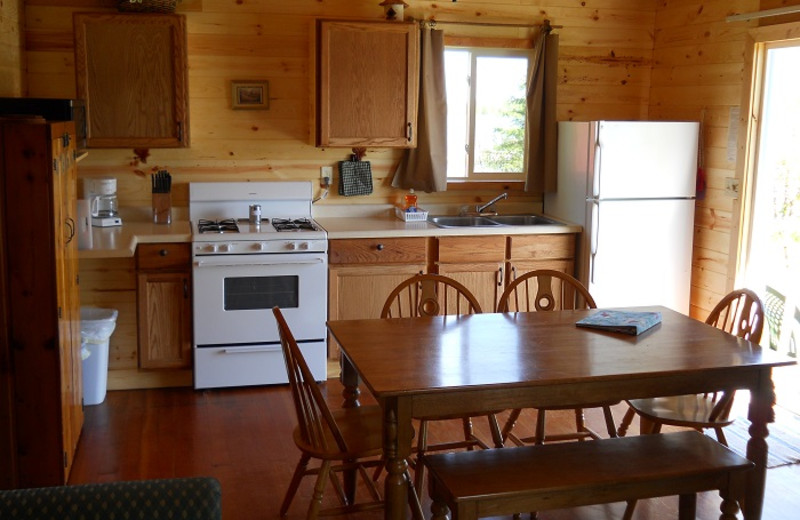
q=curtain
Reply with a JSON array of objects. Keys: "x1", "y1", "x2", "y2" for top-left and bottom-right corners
[
  {"x1": 524, "y1": 27, "x2": 559, "y2": 193},
  {"x1": 392, "y1": 27, "x2": 447, "y2": 192}
]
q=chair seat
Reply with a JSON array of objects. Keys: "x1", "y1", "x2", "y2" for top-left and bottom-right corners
[
  {"x1": 627, "y1": 394, "x2": 736, "y2": 429},
  {"x1": 293, "y1": 405, "x2": 385, "y2": 460}
]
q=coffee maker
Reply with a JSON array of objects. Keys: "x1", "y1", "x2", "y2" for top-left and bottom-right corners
[{"x1": 85, "y1": 177, "x2": 122, "y2": 227}]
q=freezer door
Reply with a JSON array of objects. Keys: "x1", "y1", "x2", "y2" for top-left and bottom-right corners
[
  {"x1": 593, "y1": 121, "x2": 699, "y2": 199},
  {"x1": 587, "y1": 198, "x2": 695, "y2": 314}
]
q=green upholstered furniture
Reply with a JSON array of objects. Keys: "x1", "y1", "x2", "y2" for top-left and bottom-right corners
[{"x1": 0, "y1": 477, "x2": 221, "y2": 519}]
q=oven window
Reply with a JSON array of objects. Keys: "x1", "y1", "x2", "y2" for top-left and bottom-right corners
[{"x1": 224, "y1": 275, "x2": 299, "y2": 310}]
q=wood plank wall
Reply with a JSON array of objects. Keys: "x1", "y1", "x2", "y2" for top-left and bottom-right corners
[
  {"x1": 650, "y1": 0, "x2": 800, "y2": 319},
  {"x1": 22, "y1": 0, "x2": 658, "y2": 211},
  {"x1": 0, "y1": 0, "x2": 23, "y2": 96}
]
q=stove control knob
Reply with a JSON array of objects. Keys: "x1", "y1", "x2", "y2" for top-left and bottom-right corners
[
  {"x1": 219, "y1": 243, "x2": 231, "y2": 253},
  {"x1": 206, "y1": 244, "x2": 218, "y2": 253},
  {"x1": 299, "y1": 242, "x2": 310, "y2": 250},
  {"x1": 252, "y1": 242, "x2": 266, "y2": 252},
  {"x1": 286, "y1": 242, "x2": 297, "y2": 250}
]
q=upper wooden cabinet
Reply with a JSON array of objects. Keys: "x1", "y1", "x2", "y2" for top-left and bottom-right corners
[
  {"x1": 73, "y1": 13, "x2": 189, "y2": 148},
  {"x1": 316, "y1": 20, "x2": 419, "y2": 148}
]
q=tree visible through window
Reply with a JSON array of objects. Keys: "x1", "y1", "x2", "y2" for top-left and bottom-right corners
[{"x1": 445, "y1": 48, "x2": 530, "y2": 180}]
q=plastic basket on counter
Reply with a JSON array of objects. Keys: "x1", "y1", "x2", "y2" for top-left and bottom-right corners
[{"x1": 395, "y1": 206, "x2": 428, "y2": 222}]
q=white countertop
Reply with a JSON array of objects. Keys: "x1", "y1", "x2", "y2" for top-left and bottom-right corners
[
  {"x1": 78, "y1": 220, "x2": 191, "y2": 259},
  {"x1": 316, "y1": 214, "x2": 582, "y2": 239}
]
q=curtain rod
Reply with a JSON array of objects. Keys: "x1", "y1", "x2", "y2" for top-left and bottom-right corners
[
  {"x1": 726, "y1": 5, "x2": 800, "y2": 22},
  {"x1": 421, "y1": 19, "x2": 561, "y2": 30}
]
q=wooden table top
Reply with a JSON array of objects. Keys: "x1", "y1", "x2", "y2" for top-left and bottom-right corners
[{"x1": 327, "y1": 306, "x2": 795, "y2": 399}]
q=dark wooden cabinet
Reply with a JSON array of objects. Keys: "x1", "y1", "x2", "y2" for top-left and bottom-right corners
[
  {"x1": 136, "y1": 243, "x2": 192, "y2": 370},
  {"x1": 316, "y1": 20, "x2": 419, "y2": 148},
  {"x1": 0, "y1": 118, "x2": 82, "y2": 488},
  {"x1": 73, "y1": 13, "x2": 189, "y2": 148}
]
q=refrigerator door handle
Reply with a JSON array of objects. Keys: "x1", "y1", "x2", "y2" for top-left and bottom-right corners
[
  {"x1": 589, "y1": 201, "x2": 599, "y2": 285},
  {"x1": 592, "y1": 140, "x2": 602, "y2": 198}
]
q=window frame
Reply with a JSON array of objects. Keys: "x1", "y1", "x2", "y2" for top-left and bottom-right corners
[{"x1": 445, "y1": 45, "x2": 533, "y2": 184}]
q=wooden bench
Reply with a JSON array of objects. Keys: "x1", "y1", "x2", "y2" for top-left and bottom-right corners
[{"x1": 422, "y1": 431, "x2": 753, "y2": 520}]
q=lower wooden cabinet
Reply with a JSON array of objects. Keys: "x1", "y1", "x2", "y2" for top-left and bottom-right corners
[
  {"x1": 329, "y1": 238, "x2": 428, "y2": 321},
  {"x1": 437, "y1": 236, "x2": 507, "y2": 313},
  {"x1": 136, "y1": 243, "x2": 192, "y2": 369},
  {"x1": 327, "y1": 234, "x2": 577, "y2": 334}
]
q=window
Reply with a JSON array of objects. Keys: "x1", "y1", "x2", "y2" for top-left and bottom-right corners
[{"x1": 445, "y1": 48, "x2": 531, "y2": 181}]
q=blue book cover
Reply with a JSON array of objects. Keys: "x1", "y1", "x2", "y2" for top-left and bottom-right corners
[{"x1": 576, "y1": 310, "x2": 662, "y2": 336}]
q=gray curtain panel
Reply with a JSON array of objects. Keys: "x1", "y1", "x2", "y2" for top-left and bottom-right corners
[
  {"x1": 392, "y1": 27, "x2": 448, "y2": 192},
  {"x1": 524, "y1": 28, "x2": 559, "y2": 194}
]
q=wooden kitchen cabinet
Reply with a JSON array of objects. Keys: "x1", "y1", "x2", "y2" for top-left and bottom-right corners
[
  {"x1": 74, "y1": 13, "x2": 189, "y2": 148},
  {"x1": 0, "y1": 119, "x2": 82, "y2": 487},
  {"x1": 328, "y1": 238, "x2": 428, "y2": 355},
  {"x1": 507, "y1": 234, "x2": 577, "y2": 282},
  {"x1": 436, "y1": 236, "x2": 507, "y2": 313},
  {"x1": 316, "y1": 20, "x2": 419, "y2": 148},
  {"x1": 136, "y1": 243, "x2": 192, "y2": 369}
]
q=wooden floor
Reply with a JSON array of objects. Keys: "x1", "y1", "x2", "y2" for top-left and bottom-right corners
[{"x1": 68, "y1": 378, "x2": 800, "y2": 520}]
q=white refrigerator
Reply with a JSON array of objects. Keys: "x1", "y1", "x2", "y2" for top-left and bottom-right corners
[{"x1": 544, "y1": 121, "x2": 700, "y2": 314}]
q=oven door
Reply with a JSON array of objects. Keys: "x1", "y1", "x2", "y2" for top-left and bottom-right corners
[{"x1": 192, "y1": 251, "x2": 327, "y2": 388}]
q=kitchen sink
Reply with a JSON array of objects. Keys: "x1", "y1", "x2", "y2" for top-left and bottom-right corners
[
  {"x1": 486, "y1": 215, "x2": 560, "y2": 226},
  {"x1": 427, "y1": 214, "x2": 562, "y2": 228},
  {"x1": 428, "y1": 216, "x2": 502, "y2": 228}
]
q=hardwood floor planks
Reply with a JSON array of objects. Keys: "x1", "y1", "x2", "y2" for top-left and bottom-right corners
[{"x1": 68, "y1": 381, "x2": 799, "y2": 520}]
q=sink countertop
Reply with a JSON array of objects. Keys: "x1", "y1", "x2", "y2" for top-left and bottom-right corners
[{"x1": 316, "y1": 215, "x2": 581, "y2": 240}]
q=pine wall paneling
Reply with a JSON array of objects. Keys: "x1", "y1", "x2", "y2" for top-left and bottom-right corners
[
  {"x1": 0, "y1": 0, "x2": 24, "y2": 96},
  {"x1": 19, "y1": 0, "x2": 663, "y2": 388}
]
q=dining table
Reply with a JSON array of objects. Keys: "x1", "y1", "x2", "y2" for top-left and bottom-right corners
[{"x1": 327, "y1": 306, "x2": 796, "y2": 520}]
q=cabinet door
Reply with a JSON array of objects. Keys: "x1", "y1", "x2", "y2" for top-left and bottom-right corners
[
  {"x1": 137, "y1": 271, "x2": 192, "y2": 369},
  {"x1": 74, "y1": 13, "x2": 189, "y2": 148},
  {"x1": 437, "y1": 236, "x2": 506, "y2": 312},
  {"x1": 317, "y1": 20, "x2": 418, "y2": 147},
  {"x1": 51, "y1": 123, "x2": 83, "y2": 481},
  {"x1": 507, "y1": 234, "x2": 577, "y2": 282}
]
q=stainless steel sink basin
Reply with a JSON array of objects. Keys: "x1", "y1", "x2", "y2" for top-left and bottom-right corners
[
  {"x1": 487, "y1": 215, "x2": 560, "y2": 226},
  {"x1": 428, "y1": 216, "x2": 502, "y2": 228},
  {"x1": 427, "y1": 214, "x2": 563, "y2": 228}
]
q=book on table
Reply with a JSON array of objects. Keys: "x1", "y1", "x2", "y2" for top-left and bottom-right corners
[{"x1": 575, "y1": 310, "x2": 662, "y2": 336}]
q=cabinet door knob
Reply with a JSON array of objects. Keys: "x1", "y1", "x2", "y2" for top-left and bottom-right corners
[
  {"x1": 376, "y1": 243, "x2": 385, "y2": 251},
  {"x1": 159, "y1": 249, "x2": 169, "y2": 256}
]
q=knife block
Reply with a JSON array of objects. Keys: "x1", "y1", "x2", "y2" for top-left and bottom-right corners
[{"x1": 152, "y1": 192, "x2": 172, "y2": 224}]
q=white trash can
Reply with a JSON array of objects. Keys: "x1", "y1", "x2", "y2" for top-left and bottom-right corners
[{"x1": 80, "y1": 307, "x2": 118, "y2": 405}]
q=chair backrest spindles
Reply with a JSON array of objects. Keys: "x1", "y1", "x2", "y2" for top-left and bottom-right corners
[
  {"x1": 497, "y1": 269, "x2": 596, "y2": 313},
  {"x1": 381, "y1": 274, "x2": 482, "y2": 319}
]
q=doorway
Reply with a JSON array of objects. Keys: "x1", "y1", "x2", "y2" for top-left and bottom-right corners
[{"x1": 741, "y1": 40, "x2": 800, "y2": 413}]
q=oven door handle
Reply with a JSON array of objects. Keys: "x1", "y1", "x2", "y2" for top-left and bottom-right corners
[
  {"x1": 222, "y1": 345, "x2": 282, "y2": 354},
  {"x1": 194, "y1": 258, "x2": 325, "y2": 268}
]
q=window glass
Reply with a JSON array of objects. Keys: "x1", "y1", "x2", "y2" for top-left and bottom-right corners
[{"x1": 445, "y1": 48, "x2": 530, "y2": 180}]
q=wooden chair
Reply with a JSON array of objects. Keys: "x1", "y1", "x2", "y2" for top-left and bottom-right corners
[
  {"x1": 616, "y1": 288, "x2": 765, "y2": 443},
  {"x1": 496, "y1": 269, "x2": 619, "y2": 446},
  {"x1": 381, "y1": 274, "x2": 505, "y2": 495},
  {"x1": 273, "y1": 307, "x2": 422, "y2": 520},
  {"x1": 616, "y1": 289, "x2": 764, "y2": 520}
]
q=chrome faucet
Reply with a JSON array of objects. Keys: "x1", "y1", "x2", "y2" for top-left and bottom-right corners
[{"x1": 475, "y1": 192, "x2": 509, "y2": 215}]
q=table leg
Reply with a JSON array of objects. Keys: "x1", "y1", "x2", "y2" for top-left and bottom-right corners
[
  {"x1": 384, "y1": 397, "x2": 414, "y2": 520},
  {"x1": 743, "y1": 369, "x2": 776, "y2": 520},
  {"x1": 339, "y1": 352, "x2": 361, "y2": 503},
  {"x1": 339, "y1": 352, "x2": 361, "y2": 408}
]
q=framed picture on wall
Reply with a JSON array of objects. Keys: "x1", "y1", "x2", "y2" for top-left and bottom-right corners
[{"x1": 231, "y1": 80, "x2": 269, "y2": 110}]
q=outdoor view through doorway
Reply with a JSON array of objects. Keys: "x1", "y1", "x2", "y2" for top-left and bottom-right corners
[{"x1": 742, "y1": 41, "x2": 800, "y2": 414}]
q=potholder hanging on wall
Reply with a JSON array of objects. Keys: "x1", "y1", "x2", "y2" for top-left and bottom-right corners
[{"x1": 338, "y1": 159, "x2": 373, "y2": 196}]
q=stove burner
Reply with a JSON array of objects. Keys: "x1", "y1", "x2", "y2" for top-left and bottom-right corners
[
  {"x1": 197, "y1": 218, "x2": 239, "y2": 234},
  {"x1": 272, "y1": 218, "x2": 318, "y2": 232}
]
